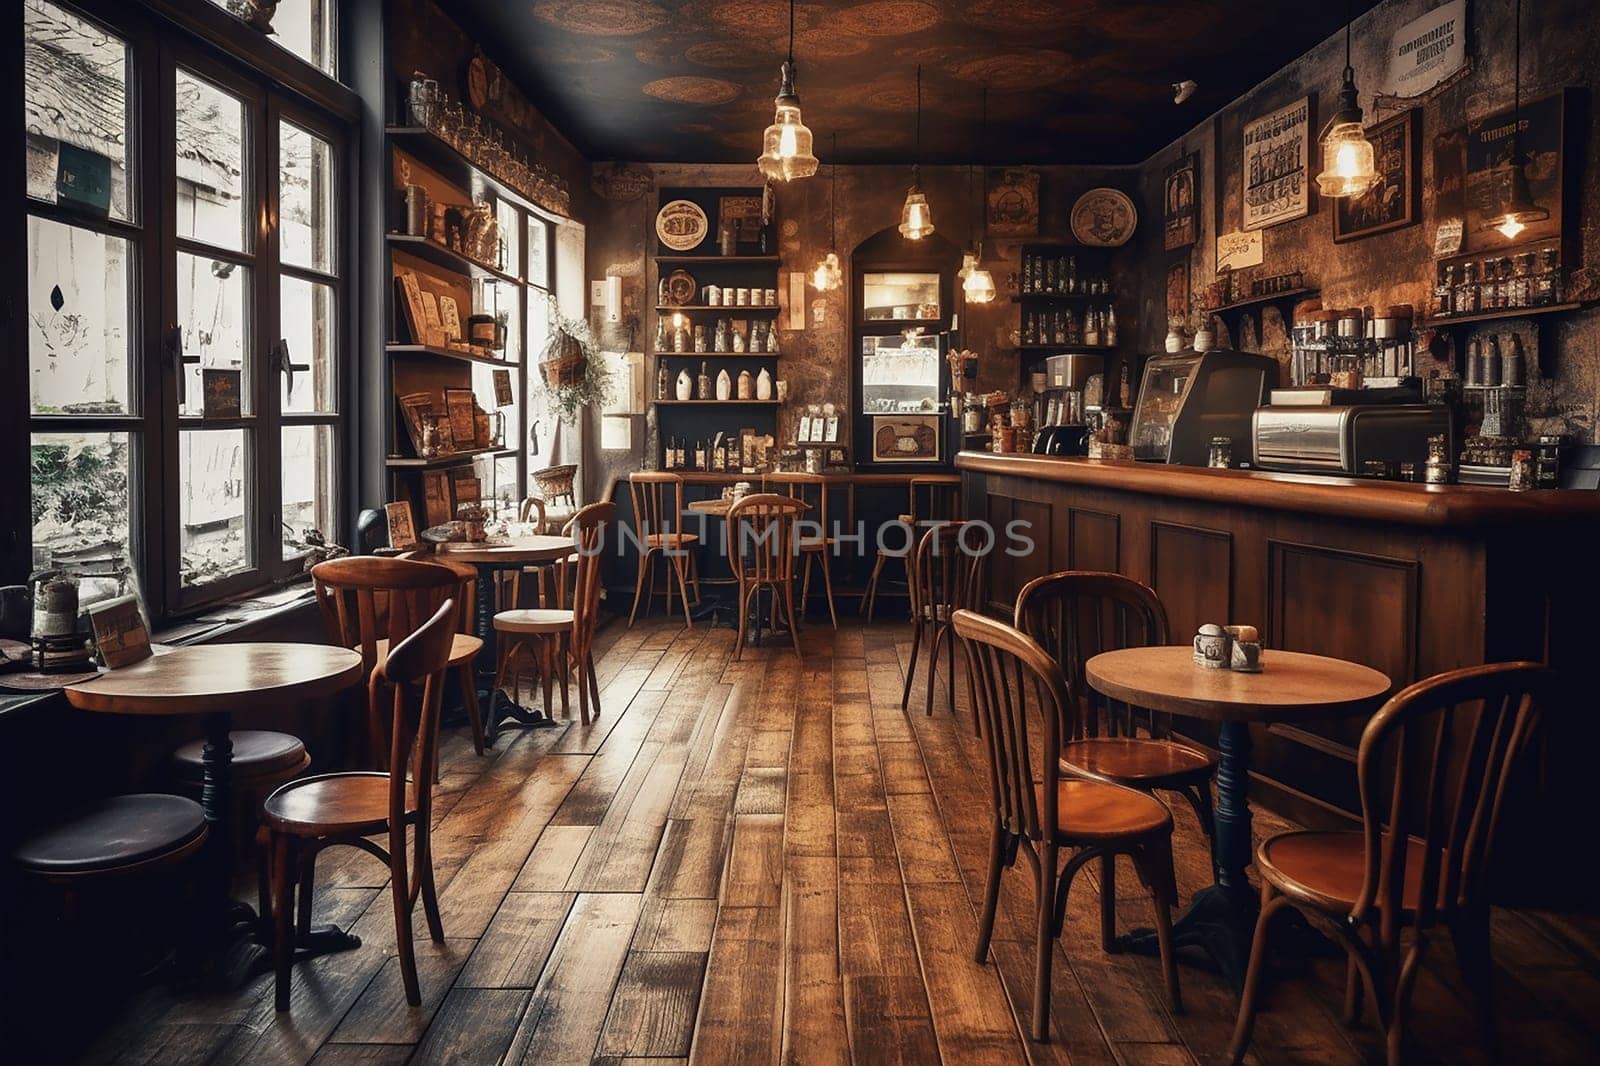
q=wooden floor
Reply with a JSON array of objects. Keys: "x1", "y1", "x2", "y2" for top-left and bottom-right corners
[{"x1": 83, "y1": 616, "x2": 1600, "y2": 1065}]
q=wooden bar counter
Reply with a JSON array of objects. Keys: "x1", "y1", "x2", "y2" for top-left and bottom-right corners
[{"x1": 958, "y1": 451, "x2": 1600, "y2": 901}]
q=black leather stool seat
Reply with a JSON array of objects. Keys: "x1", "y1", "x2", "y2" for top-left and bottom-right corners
[
  {"x1": 172, "y1": 730, "x2": 309, "y2": 783},
  {"x1": 13, "y1": 794, "x2": 207, "y2": 876}
]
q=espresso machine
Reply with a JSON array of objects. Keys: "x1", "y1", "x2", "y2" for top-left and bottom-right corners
[{"x1": 1031, "y1": 354, "x2": 1095, "y2": 456}]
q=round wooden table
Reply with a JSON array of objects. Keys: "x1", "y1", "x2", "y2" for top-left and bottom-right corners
[
  {"x1": 1084, "y1": 645, "x2": 1390, "y2": 989},
  {"x1": 65, "y1": 642, "x2": 363, "y2": 987},
  {"x1": 434, "y1": 535, "x2": 574, "y2": 737}
]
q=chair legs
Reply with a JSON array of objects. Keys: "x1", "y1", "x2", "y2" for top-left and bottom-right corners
[
  {"x1": 458, "y1": 663, "x2": 485, "y2": 755},
  {"x1": 862, "y1": 551, "x2": 906, "y2": 623},
  {"x1": 272, "y1": 834, "x2": 294, "y2": 1012},
  {"x1": 629, "y1": 547, "x2": 654, "y2": 627}
]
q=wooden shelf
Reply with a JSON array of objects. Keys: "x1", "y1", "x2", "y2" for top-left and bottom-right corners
[
  {"x1": 1207, "y1": 287, "x2": 1319, "y2": 317},
  {"x1": 655, "y1": 304, "x2": 780, "y2": 314},
  {"x1": 1421, "y1": 301, "x2": 1583, "y2": 330},
  {"x1": 653, "y1": 254, "x2": 780, "y2": 264},
  {"x1": 385, "y1": 447, "x2": 518, "y2": 469},
  {"x1": 648, "y1": 351, "x2": 779, "y2": 358},
  {"x1": 386, "y1": 343, "x2": 518, "y2": 369},
  {"x1": 1011, "y1": 292, "x2": 1117, "y2": 302},
  {"x1": 653, "y1": 399, "x2": 780, "y2": 407},
  {"x1": 1016, "y1": 343, "x2": 1117, "y2": 353},
  {"x1": 387, "y1": 233, "x2": 523, "y2": 287},
  {"x1": 386, "y1": 126, "x2": 569, "y2": 220}
]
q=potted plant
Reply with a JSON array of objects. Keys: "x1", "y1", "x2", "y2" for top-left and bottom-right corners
[{"x1": 533, "y1": 295, "x2": 613, "y2": 421}]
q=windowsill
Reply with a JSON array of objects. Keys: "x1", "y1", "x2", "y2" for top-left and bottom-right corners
[{"x1": 0, "y1": 577, "x2": 320, "y2": 721}]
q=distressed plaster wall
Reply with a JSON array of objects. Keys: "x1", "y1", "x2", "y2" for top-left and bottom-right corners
[{"x1": 1136, "y1": 0, "x2": 1600, "y2": 443}]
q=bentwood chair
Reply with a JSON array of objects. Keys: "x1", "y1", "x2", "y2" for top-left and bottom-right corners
[
  {"x1": 263, "y1": 598, "x2": 457, "y2": 1012},
  {"x1": 492, "y1": 502, "x2": 614, "y2": 726},
  {"x1": 902, "y1": 521, "x2": 989, "y2": 719},
  {"x1": 727, "y1": 492, "x2": 807, "y2": 659},
  {"x1": 396, "y1": 553, "x2": 488, "y2": 757},
  {"x1": 628, "y1": 472, "x2": 700, "y2": 627},
  {"x1": 309, "y1": 556, "x2": 459, "y2": 769},
  {"x1": 1015, "y1": 571, "x2": 1219, "y2": 948},
  {"x1": 953, "y1": 609, "x2": 1181, "y2": 1041},
  {"x1": 767, "y1": 471, "x2": 838, "y2": 628},
  {"x1": 1228, "y1": 662, "x2": 1553, "y2": 1066},
  {"x1": 862, "y1": 473, "x2": 961, "y2": 622}
]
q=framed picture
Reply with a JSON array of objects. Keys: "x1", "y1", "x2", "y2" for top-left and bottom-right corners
[
  {"x1": 1166, "y1": 260, "x2": 1190, "y2": 321},
  {"x1": 397, "y1": 391, "x2": 434, "y2": 453},
  {"x1": 396, "y1": 272, "x2": 428, "y2": 343},
  {"x1": 422, "y1": 470, "x2": 452, "y2": 526},
  {"x1": 1163, "y1": 153, "x2": 1198, "y2": 250},
  {"x1": 823, "y1": 416, "x2": 840, "y2": 443},
  {"x1": 986, "y1": 167, "x2": 1039, "y2": 237},
  {"x1": 493, "y1": 368, "x2": 514, "y2": 407},
  {"x1": 1334, "y1": 109, "x2": 1420, "y2": 243},
  {"x1": 444, "y1": 387, "x2": 477, "y2": 450},
  {"x1": 88, "y1": 594, "x2": 151, "y2": 669},
  {"x1": 202, "y1": 368, "x2": 242, "y2": 419},
  {"x1": 1242, "y1": 95, "x2": 1312, "y2": 231},
  {"x1": 718, "y1": 194, "x2": 762, "y2": 234},
  {"x1": 453, "y1": 475, "x2": 481, "y2": 510},
  {"x1": 419, "y1": 290, "x2": 447, "y2": 348},
  {"x1": 871, "y1": 415, "x2": 940, "y2": 463},
  {"x1": 474, "y1": 411, "x2": 491, "y2": 449},
  {"x1": 797, "y1": 415, "x2": 814, "y2": 443},
  {"x1": 385, "y1": 501, "x2": 418, "y2": 550},
  {"x1": 824, "y1": 446, "x2": 850, "y2": 469},
  {"x1": 1461, "y1": 88, "x2": 1574, "y2": 249},
  {"x1": 438, "y1": 294, "x2": 463, "y2": 341}
]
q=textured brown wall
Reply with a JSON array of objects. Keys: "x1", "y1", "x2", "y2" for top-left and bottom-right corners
[
  {"x1": 584, "y1": 161, "x2": 1135, "y2": 483},
  {"x1": 1135, "y1": 0, "x2": 1600, "y2": 443}
]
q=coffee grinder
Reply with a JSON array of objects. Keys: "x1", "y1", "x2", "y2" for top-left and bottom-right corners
[{"x1": 1031, "y1": 354, "x2": 1095, "y2": 456}]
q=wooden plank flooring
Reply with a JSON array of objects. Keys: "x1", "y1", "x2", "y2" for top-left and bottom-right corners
[{"x1": 83, "y1": 617, "x2": 1600, "y2": 1064}]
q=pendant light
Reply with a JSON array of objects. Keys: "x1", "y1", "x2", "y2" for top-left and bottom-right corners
[
  {"x1": 962, "y1": 89, "x2": 996, "y2": 303},
  {"x1": 898, "y1": 66, "x2": 935, "y2": 240},
  {"x1": 813, "y1": 133, "x2": 842, "y2": 290},
  {"x1": 1488, "y1": 0, "x2": 1548, "y2": 239},
  {"x1": 757, "y1": 0, "x2": 819, "y2": 182},
  {"x1": 1314, "y1": 3, "x2": 1380, "y2": 199}
]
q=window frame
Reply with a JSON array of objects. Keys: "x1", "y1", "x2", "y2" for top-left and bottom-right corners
[{"x1": 15, "y1": 0, "x2": 353, "y2": 620}]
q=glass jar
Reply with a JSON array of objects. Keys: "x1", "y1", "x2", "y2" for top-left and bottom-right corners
[
  {"x1": 1457, "y1": 261, "x2": 1481, "y2": 314},
  {"x1": 1424, "y1": 434, "x2": 1452, "y2": 484}
]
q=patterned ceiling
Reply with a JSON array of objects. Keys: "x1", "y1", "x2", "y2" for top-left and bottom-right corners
[{"x1": 444, "y1": 0, "x2": 1382, "y2": 165}]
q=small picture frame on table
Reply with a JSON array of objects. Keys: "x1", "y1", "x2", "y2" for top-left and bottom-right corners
[{"x1": 385, "y1": 501, "x2": 418, "y2": 550}]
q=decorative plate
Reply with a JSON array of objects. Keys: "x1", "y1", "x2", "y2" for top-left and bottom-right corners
[
  {"x1": 655, "y1": 199, "x2": 709, "y2": 252},
  {"x1": 664, "y1": 268, "x2": 697, "y2": 306},
  {"x1": 1070, "y1": 188, "x2": 1138, "y2": 247}
]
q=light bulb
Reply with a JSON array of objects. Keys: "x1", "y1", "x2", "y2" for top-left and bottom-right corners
[
  {"x1": 963, "y1": 267, "x2": 996, "y2": 304},
  {"x1": 779, "y1": 124, "x2": 798, "y2": 159},
  {"x1": 1333, "y1": 141, "x2": 1361, "y2": 176},
  {"x1": 1316, "y1": 119, "x2": 1379, "y2": 199},
  {"x1": 812, "y1": 251, "x2": 841, "y2": 291},
  {"x1": 899, "y1": 187, "x2": 934, "y2": 240},
  {"x1": 1497, "y1": 216, "x2": 1526, "y2": 240}
]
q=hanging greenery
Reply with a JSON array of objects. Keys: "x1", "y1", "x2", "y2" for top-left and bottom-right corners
[{"x1": 532, "y1": 293, "x2": 613, "y2": 422}]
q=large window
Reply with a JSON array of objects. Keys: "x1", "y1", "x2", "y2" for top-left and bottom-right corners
[{"x1": 22, "y1": 0, "x2": 346, "y2": 617}]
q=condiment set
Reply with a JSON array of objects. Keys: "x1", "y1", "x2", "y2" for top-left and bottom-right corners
[{"x1": 1192, "y1": 623, "x2": 1263, "y2": 672}]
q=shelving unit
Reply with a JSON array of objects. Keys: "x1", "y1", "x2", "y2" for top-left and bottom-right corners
[
  {"x1": 1423, "y1": 301, "x2": 1586, "y2": 380},
  {"x1": 385, "y1": 120, "x2": 544, "y2": 523},
  {"x1": 1013, "y1": 242, "x2": 1127, "y2": 395},
  {"x1": 650, "y1": 185, "x2": 782, "y2": 471}
]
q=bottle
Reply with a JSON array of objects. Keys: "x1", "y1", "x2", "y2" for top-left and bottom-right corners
[
  {"x1": 767, "y1": 321, "x2": 780, "y2": 354},
  {"x1": 719, "y1": 220, "x2": 736, "y2": 256},
  {"x1": 1067, "y1": 256, "x2": 1078, "y2": 294},
  {"x1": 698, "y1": 361, "x2": 711, "y2": 400},
  {"x1": 665, "y1": 437, "x2": 677, "y2": 470},
  {"x1": 758, "y1": 220, "x2": 770, "y2": 254},
  {"x1": 1105, "y1": 306, "x2": 1118, "y2": 347},
  {"x1": 656, "y1": 362, "x2": 668, "y2": 401},
  {"x1": 694, "y1": 439, "x2": 707, "y2": 469},
  {"x1": 1118, "y1": 363, "x2": 1132, "y2": 408},
  {"x1": 714, "y1": 318, "x2": 728, "y2": 353},
  {"x1": 654, "y1": 316, "x2": 667, "y2": 352},
  {"x1": 1084, "y1": 309, "x2": 1100, "y2": 347}
]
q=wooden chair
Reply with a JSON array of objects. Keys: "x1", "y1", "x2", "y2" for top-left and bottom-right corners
[
  {"x1": 395, "y1": 553, "x2": 488, "y2": 757},
  {"x1": 727, "y1": 492, "x2": 807, "y2": 659},
  {"x1": 263, "y1": 598, "x2": 458, "y2": 1012},
  {"x1": 1228, "y1": 662, "x2": 1553, "y2": 1066},
  {"x1": 954, "y1": 608, "x2": 1181, "y2": 1041},
  {"x1": 1015, "y1": 571, "x2": 1219, "y2": 949},
  {"x1": 767, "y1": 472, "x2": 838, "y2": 629},
  {"x1": 628, "y1": 472, "x2": 700, "y2": 627},
  {"x1": 862, "y1": 473, "x2": 961, "y2": 622},
  {"x1": 309, "y1": 556, "x2": 460, "y2": 768},
  {"x1": 491, "y1": 502, "x2": 615, "y2": 727},
  {"x1": 901, "y1": 521, "x2": 989, "y2": 718}
]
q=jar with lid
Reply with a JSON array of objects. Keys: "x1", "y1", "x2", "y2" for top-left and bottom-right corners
[{"x1": 1508, "y1": 449, "x2": 1535, "y2": 492}]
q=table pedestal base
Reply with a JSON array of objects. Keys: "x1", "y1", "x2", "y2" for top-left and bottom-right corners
[{"x1": 1119, "y1": 881, "x2": 1259, "y2": 990}]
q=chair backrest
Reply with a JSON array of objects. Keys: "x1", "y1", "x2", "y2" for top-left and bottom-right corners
[
  {"x1": 727, "y1": 493, "x2": 807, "y2": 587},
  {"x1": 952, "y1": 608, "x2": 1066, "y2": 843},
  {"x1": 1014, "y1": 570, "x2": 1170, "y2": 741},
  {"x1": 533, "y1": 464, "x2": 578, "y2": 509},
  {"x1": 396, "y1": 551, "x2": 477, "y2": 636},
  {"x1": 310, "y1": 556, "x2": 459, "y2": 677},
  {"x1": 372, "y1": 598, "x2": 457, "y2": 831},
  {"x1": 566, "y1": 501, "x2": 616, "y2": 656},
  {"x1": 519, "y1": 495, "x2": 547, "y2": 530},
  {"x1": 767, "y1": 472, "x2": 830, "y2": 538},
  {"x1": 1352, "y1": 662, "x2": 1551, "y2": 938},
  {"x1": 911, "y1": 521, "x2": 989, "y2": 622},
  {"x1": 629, "y1": 471, "x2": 685, "y2": 542},
  {"x1": 908, "y1": 475, "x2": 961, "y2": 524}
]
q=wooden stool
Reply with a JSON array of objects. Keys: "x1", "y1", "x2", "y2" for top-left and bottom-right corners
[
  {"x1": 14, "y1": 794, "x2": 209, "y2": 883},
  {"x1": 862, "y1": 474, "x2": 961, "y2": 622}
]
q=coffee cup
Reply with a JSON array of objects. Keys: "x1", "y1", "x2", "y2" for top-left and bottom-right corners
[{"x1": 1192, "y1": 623, "x2": 1230, "y2": 669}]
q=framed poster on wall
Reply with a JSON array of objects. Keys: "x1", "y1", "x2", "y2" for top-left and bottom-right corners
[
  {"x1": 1334, "y1": 109, "x2": 1420, "y2": 243},
  {"x1": 1242, "y1": 96, "x2": 1312, "y2": 231},
  {"x1": 1163, "y1": 154, "x2": 1198, "y2": 250}
]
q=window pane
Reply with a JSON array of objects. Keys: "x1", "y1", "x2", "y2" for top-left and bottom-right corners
[
  {"x1": 492, "y1": 457, "x2": 519, "y2": 521},
  {"x1": 281, "y1": 276, "x2": 336, "y2": 413},
  {"x1": 281, "y1": 424, "x2": 335, "y2": 558},
  {"x1": 31, "y1": 431, "x2": 132, "y2": 575},
  {"x1": 176, "y1": 69, "x2": 248, "y2": 252},
  {"x1": 528, "y1": 218, "x2": 549, "y2": 288},
  {"x1": 28, "y1": 216, "x2": 131, "y2": 415},
  {"x1": 472, "y1": 362, "x2": 516, "y2": 451},
  {"x1": 180, "y1": 428, "x2": 251, "y2": 586},
  {"x1": 205, "y1": 0, "x2": 336, "y2": 76},
  {"x1": 24, "y1": 0, "x2": 131, "y2": 221},
  {"x1": 178, "y1": 252, "x2": 251, "y2": 417},
  {"x1": 496, "y1": 200, "x2": 520, "y2": 278},
  {"x1": 280, "y1": 121, "x2": 333, "y2": 273}
]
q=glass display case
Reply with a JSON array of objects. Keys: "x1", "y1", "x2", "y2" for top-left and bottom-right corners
[{"x1": 861, "y1": 271, "x2": 941, "y2": 322}]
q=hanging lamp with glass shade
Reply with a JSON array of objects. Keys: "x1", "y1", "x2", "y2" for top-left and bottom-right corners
[
  {"x1": 962, "y1": 90, "x2": 996, "y2": 303},
  {"x1": 898, "y1": 66, "x2": 935, "y2": 240},
  {"x1": 1315, "y1": 6, "x2": 1380, "y2": 199},
  {"x1": 813, "y1": 134, "x2": 843, "y2": 290},
  {"x1": 757, "y1": 0, "x2": 819, "y2": 182},
  {"x1": 1487, "y1": 0, "x2": 1549, "y2": 239}
]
